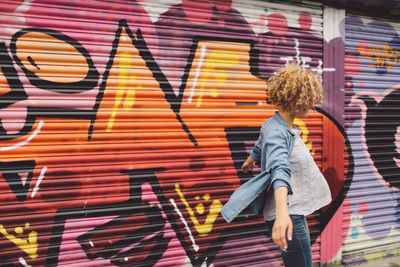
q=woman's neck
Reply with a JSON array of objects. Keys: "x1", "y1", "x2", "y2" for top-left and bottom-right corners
[{"x1": 278, "y1": 109, "x2": 295, "y2": 129}]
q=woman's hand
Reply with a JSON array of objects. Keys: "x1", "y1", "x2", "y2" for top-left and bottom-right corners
[
  {"x1": 272, "y1": 211, "x2": 293, "y2": 250},
  {"x1": 241, "y1": 157, "x2": 255, "y2": 173},
  {"x1": 273, "y1": 186, "x2": 292, "y2": 250}
]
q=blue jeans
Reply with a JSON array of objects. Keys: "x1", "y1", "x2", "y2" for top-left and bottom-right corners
[{"x1": 266, "y1": 215, "x2": 312, "y2": 267}]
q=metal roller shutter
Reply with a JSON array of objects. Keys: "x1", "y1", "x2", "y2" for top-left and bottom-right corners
[
  {"x1": 344, "y1": 14, "x2": 400, "y2": 265},
  {"x1": 0, "y1": 1, "x2": 334, "y2": 266}
]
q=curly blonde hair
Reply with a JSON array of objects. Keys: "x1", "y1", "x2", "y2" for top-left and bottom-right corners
[{"x1": 266, "y1": 63, "x2": 324, "y2": 111}]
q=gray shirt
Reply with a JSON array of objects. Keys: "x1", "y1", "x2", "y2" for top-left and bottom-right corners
[{"x1": 263, "y1": 129, "x2": 332, "y2": 221}]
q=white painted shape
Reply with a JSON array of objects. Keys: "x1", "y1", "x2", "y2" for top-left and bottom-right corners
[
  {"x1": 89, "y1": 240, "x2": 94, "y2": 247},
  {"x1": 31, "y1": 166, "x2": 47, "y2": 198},
  {"x1": 15, "y1": 0, "x2": 34, "y2": 12},
  {"x1": 231, "y1": 1, "x2": 268, "y2": 35},
  {"x1": 294, "y1": 39, "x2": 301, "y2": 65},
  {"x1": 169, "y1": 198, "x2": 200, "y2": 252},
  {"x1": 323, "y1": 6, "x2": 345, "y2": 43},
  {"x1": 141, "y1": 0, "x2": 182, "y2": 23},
  {"x1": 280, "y1": 56, "x2": 294, "y2": 65},
  {"x1": 19, "y1": 257, "x2": 32, "y2": 267},
  {"x1": 188, "y1": 45, "x2": 207, "y2": 104},
  {"x1": 0, "y1": 120, "x2": 44, "y2": 151}
]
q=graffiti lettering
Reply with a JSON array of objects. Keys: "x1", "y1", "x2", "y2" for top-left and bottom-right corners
[
  {"x1": 359, "y1": 44, "x2": 400, "y2": 70},
  {"x1": 10, "y1": 28, "x2": 99, "y2": 93}
]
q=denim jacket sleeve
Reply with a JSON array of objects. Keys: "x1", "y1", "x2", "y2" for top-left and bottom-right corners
[
  {"x1": 249, "y1": 132, "x2": 262, "y2": 162},
  {"x1": 264, "y1": 128, "x2": 293, "y2": 195}
]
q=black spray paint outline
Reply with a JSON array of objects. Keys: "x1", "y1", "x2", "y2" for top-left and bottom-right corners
[
  {"x1": 46, "y1": 168, "x2": 172, "y2": 267},
  {"x1": 0, "y1": 42, "x2": 27, "y2": 109},
  {"x1": 177, "y1": 35, "x2": 266, "y2": 113},
  {"x1": 315, "y1": 107, "x2": 354, "y2": 232},
  {"x1": 10, "y1": 28, "x2": 99, "y2": 94},
  {"x1": 87, "y1": 20, "x2": 197, "y2": 145}
]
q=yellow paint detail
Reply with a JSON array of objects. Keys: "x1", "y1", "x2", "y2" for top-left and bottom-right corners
[
  {"x1": 106, "y1": 51, "x2": 138, "y2": 132},
  {"x1": 196, "y1": 50, "x2": 239, "y2": 108},
  {"x1": 364, "y1": 252, "x2": 386, "y2": 262},
  {"x1": 358, "y1": 44, "x2": 400, "y2": 70},
  {"x1": 0, "y1": 223, "x2": 38, "y2": 259},
  {"x1": 203, "y1": 193, "x2": 210, "y2": 201},
  {"x1": 392, "y1": 249, "x2": 400, "y2": 256},
  {"x1": 294, "y1": 118, "x2": 315, "y2": 156},
  {"x1": 195, "y1": 203, "x2": 205, "y2": 215},
  {"x1": 175, "y1": 184, "x2": 222, "y2": 237},
  {"x1": 123, "y1": 84, "x2": 139, "y2": 110},
  {"x1": 15, "y1": 227, "x2": 23, "y2": 235}
]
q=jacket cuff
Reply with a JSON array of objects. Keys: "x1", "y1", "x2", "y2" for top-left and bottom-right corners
[
  {"x1": 272, "y1": 179, "x2": 290, "y2": 191},
  {"x1": 249, "y1": 150, "x2": 260, "y2": 162}
]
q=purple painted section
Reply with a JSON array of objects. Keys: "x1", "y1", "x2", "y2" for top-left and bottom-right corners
[
  {"x1": 256, "y1": 29, "x2": 322, "y2": 77},
  {"x1": 155, "y1": 3, "x2": 254, "y2": 93},
  {"x1": 345, "y1": 15, "x2": 400, "y2": 241},
  {"x1": 323, "y1": 37, "x2": 345, "y2": 127},
  {"x1": 213, "y1": 234, "x2": 283, "y2": 267}
]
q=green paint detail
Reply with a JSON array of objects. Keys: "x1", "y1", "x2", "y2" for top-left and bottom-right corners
[
  {"x1": 364, "y1": 252, "x2": 386, "y2": 262},
  {"x1": 392, "y1": 249, "x2": 400, "y2": 256},
  {"x1": 351, "y1": 227, "x2": 359, "y2": 239}
]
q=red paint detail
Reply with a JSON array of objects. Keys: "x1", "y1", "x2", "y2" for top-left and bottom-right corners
[
  {"x1": 182, "y1": 0, "x2": 213, "y2": 24},
  {"x1": 321, "y1": 115, "x2": 347, "y2": 213},
  {"x1": 267, "y1": 13, "x2": 288, "y2": 36},
  {"x1": 358, "y1": 202, "x2": 369, "y2": 215},
  {"x1": 217, "y1": 18, "x2": 225, "y2": 27},
  {"x1": 358, "y1": 40, "x2": 370, "y2": 57},
  {"x1": 298, "y1": 11, "x2": 312, "y2": 31},
  {"x1": 359, "y1": 80, "x2": 365, "y2": 88},
  {"x1": 345, "y1": 54, "x2": 361, "y2": 78},
  {"x1": 0, "y1": 0, "x2": 24, "y2": 15},
  {"x1": 214, "y1": 0, "x2": 232, "y2": 12}
]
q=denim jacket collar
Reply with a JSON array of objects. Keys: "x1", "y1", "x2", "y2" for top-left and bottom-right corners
[{"x1": 272, "y1": 111, "x2": 295, "y2": 137}]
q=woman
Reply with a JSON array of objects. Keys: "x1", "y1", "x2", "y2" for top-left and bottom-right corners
[{"x1": 222, "y1": 63, "x2": 331, "y2": 267}]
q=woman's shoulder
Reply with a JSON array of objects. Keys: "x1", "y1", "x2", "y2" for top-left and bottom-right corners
[
  {"x1": 262, "y1": 117, "x2": 292, "y2": 141},
  {"x1": 262, "y1": 116, "x2": 282, "y2": 132}
]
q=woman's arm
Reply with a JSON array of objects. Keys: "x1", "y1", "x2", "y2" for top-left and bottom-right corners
[
  {"x1": 272, "y1": 187, "x2": 292, "y2": 250},
  {"x1": 263, "y1": 129, "x2": 293, "y2": 249}
]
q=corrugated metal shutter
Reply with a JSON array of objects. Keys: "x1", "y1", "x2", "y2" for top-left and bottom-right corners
[
  {"x1": 0, "y1": 1, "x2": 327, "y2": 266},
  {"x1": 344, "y1": 14, "x2": 400, "y2": 265}
]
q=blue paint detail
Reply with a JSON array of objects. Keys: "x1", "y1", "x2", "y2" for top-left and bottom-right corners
[{"x1": 351, "y1": 227, "x2": 359, "y2": 239}]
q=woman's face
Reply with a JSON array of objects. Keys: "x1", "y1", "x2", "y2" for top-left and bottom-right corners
[{"x1": 293, "y1": 104, "x2": 313, "y2": 117}]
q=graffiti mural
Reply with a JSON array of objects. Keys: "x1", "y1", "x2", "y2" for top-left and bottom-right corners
[
  {"x1": 0, "y1": 1, "x2": 351, "y2": 266},
  {"x1": 344, "y1": 16, "x2": 400, "y2": 264}
]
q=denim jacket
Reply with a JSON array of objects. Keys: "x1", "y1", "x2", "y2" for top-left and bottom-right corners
[{"x1": 221, "y1": 112, "x2": 295, "y2": 223}]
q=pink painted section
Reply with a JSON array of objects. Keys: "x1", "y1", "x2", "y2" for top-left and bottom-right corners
[
  {"x1": 267, "y1": 13, "x2": 288, "y2": 36},
  {"x1": 320, "y1": 198, "x2": 351, "y2": 264},
  {"x1": 298, "y1": 11, "x2": 312, "y2": 31},
  {"x1": 58, "y1": 216, "x2": 117, "y2": 266}
]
